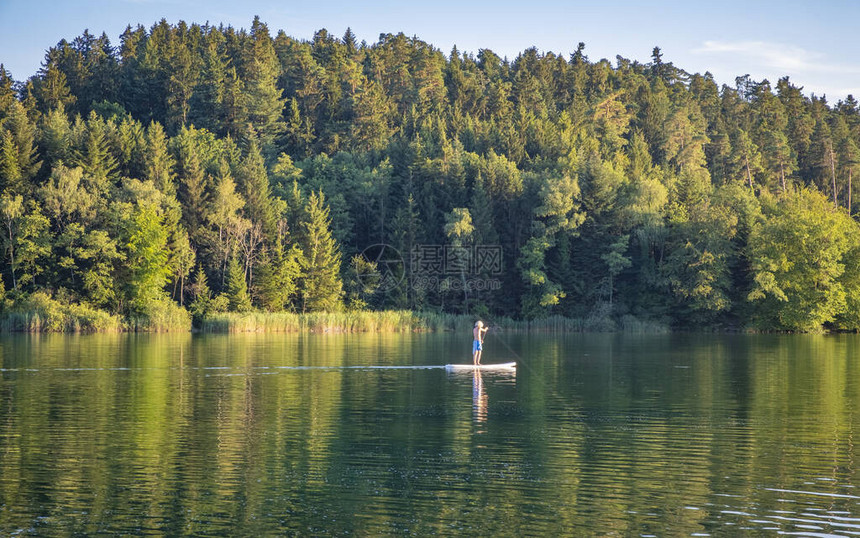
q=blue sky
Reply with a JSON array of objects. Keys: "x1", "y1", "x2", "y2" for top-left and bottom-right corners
[{"x1": 1, "y1": 0, "x2": 858, "y2": 101}]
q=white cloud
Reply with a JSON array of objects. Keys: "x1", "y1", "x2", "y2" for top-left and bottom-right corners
[
  {"x1": 690, "y1": 40, "x2": 860, "y2": 99},
  {"x1": 693, "y1": 40, "x2": 860, "y2": 76}
]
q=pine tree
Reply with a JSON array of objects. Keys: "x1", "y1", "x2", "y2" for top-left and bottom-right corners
[
  {"x1": 389, "y1": 192, "x2": 420, "y2": 309},
  {"x1": 0, "y1": 65, "x2": 16, "y2": 115},
  {"x1": 240, "y1": 17, "x2": 286, "y2": 152},
  {"x1": 299, "y1": 190, "x2": 342, "y2": 312},
  {"x1": 174, "y1": 129, "x2": 208, "y2": 235},
  {"x1": 2, "y1": 100, "x2": 41, "y2": 185},
  {"x1": 349, "y1": 78, "x2": 393, "y2": 151},
  {"x1": 77, "y1": 112, "x2": 119, "y2": 196},
  {"x1": 33, "y1": 61, "x2": 76, "y2": 113},
  {"x1": 189, "y1": 28, "x2": 229, "y2": 134},
  {"x1": 144, "y1": 121, "x2": 175, "y2": 196},
  {"x1": 40, "y1": 105, "x2": 72, "y2": 167},
  {"x1": 165, "y1": 33, "x2": 195, "y2": 132},
  {"x1": 518, "y1": 174, "x2": 584, "y2": 318},
  {"x1": 188, "y1": 264, "x2": 212, "y2": 320},
  {"x1": 762, "y1": 130, "x2": 796, "y2": 192},
  {"x1": 469, "y1": 174, "x2": 498, "y2": 246},
  {"x1": 237, "y1": 134, "x2": 277, "y2": 237},
  {"x1": 226, "y1": 253, "x2": 252, "y2": 312},
  {"x1": 730, "y1": 128, "x2": 763, "y2": 188},
  {"x1": 0, "y1": 131, "x2": 22, "y2": 194},
  {"x1": 255, "y1": 241, "x2": 302, "y2": 311}
]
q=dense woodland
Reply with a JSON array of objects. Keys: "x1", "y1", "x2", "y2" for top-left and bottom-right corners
[{"x1": 2, "y1": 17, "x2": 860, "y2": 331}]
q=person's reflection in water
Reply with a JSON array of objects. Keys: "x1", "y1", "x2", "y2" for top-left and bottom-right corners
[{"x1": 473, "y1": 367, "x2": 488, "y2": 425}]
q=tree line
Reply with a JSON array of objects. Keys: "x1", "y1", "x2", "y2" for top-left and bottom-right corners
[{"x1": 2, "y1": 17, "x2": 860, "y2": 331}]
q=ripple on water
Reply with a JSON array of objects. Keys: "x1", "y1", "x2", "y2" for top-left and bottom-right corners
[{"x1": 2, "y1": 332, "x2": 860, "y2": 535}]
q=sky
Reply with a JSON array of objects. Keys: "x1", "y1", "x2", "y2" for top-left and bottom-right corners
[{"x1": 1, "y1": 0, "x2": 859, "y2": 101}]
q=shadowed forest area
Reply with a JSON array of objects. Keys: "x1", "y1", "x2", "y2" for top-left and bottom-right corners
[{"x1": 1, "y1": 17, "x2": 860, "y2": 332}]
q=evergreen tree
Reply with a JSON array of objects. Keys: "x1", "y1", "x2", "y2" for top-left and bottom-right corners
[
  {"x1": 299, "y1": 190, "x2": 342, "y2": 312},
  {"x1": 225, "y1": 253, "x2": 253, "y2": 312},
  {"x1": 40, "y1": 105, "x2": 73, "y2": 167},
  {"x1": 144, "y1": 121, "x2": 175, "y2": 196},
  {"x1": 1, "y1": 101, "x2": 42, "y2": 186},
  {"x1": 236, "y1": 134, "x2": 277, "y2": 237},
  {"x1": 240, "y1": 17, "x2": 286, "y2": 151},
  {"x1": 4, "y1": 18, "x2": 860, "y2": 331},
  {"x1": 76, "y1": 112, "x2": 119, "y2": 196},
  {"x1": 174, "y1": 128, "x2": 209, "y2": 235},
  {"x1": 730, "y1": 128, "x2": 763, "y2": 188},
  {"x1": 255, "y1": 241, "x2": 302, "y2": 311},
  {"x1": 188, "y1": 28, "x2": 229, "y2": 134},
  {"x1": 33, "y1": 61, "x2": 76, "y2": 112},
  {"x1": 0, "y1": 131, "x2": 23, "y2": 194},
  {"x1": 188, "y1": 264, "x2": 213, "y2": 320},
  {"x1": 761, "y1": 130, "x2": 796, "y2": 192}
]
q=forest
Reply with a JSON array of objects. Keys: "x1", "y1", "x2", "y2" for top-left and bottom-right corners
[{"x1": 1, "y1": 17, "x2": 860, "y2": 332}]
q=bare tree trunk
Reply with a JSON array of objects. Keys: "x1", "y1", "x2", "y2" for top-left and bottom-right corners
[
  {"x1": 830, "y1": 144, "x2": 838, "y2": 207},
  {"x1": 780, "y1": 162, "x2": 786, "y2": 192},
  {"x1": 745, "y1": 156, "x2": 753, "y2": 188},
  {"x1": 5, "y1": 220, "x2": 16, "y2": 292}
]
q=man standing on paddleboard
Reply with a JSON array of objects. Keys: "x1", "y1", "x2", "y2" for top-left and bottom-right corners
[{"x1": 473, "y1": 320, "x2": 489, "y2": 365}]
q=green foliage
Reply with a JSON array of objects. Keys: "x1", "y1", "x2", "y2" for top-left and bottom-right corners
[
  {"x1": 124, "y1": 202, "x2": 171, "y2": 315},
  {"x1": 225, "y1": 254, "x2": 253, "y2": 312},
  {"x1": 747, "y1": 188, "x2": 858, "y2": 331},
  {"x1": 0, "y1": 292, "x2": 122, "y2": 332},
  {"x1": 601, "y1": 234, "x2": 632, "y2": 306},
  {"x1": 298, "y1": 190, "x2": 342, "y2": 312},
  {"x1": 125, "y1": 297, "x2": 191, "y2": 332},
  {"x1": 519, "y1": 173, "x2": 585, "y2": 318},
  {"x1": 255, "y1": 243, "x2": 302, "y2": 311},
  {"x1": 444, "y1": 208, "x2": 473, "y2": 245},
  {"x1": 3, "y1": 18, "x2": 860, "y2": 332}
]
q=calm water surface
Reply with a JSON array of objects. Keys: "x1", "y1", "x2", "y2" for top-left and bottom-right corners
[{"x1": 1, "y1": 332, "x2": 860, "y2": 535}]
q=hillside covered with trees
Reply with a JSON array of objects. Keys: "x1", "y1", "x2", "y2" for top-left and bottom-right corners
[{"x1": 2, "y1": 17, "x2": 860, "y2": 331}]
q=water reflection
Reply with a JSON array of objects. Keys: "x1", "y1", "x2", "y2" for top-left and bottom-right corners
[
  {"x1": 472, "y1": 368, "x2": 487, "y2": 424},
  {"x1": 1, "y1": 332, "x2": 860, "y2": 535}
]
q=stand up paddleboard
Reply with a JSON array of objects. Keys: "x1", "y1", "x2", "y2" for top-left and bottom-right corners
[{"x1": 444, "y1": 362, "x2": 516, "y2": 371}]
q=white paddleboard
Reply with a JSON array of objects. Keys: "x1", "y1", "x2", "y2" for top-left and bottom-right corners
[{"x1": 445, "y1": 362, "x2": 516, "y2": 371}]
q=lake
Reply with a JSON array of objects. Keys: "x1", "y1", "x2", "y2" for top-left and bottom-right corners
[{"x1": 1, "y1": 332, "x2": 859, "y2": 535}]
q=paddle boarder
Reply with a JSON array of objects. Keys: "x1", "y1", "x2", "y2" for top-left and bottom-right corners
[{"x1": 473, "y1": 320, "x2": 489, "y2": 365}]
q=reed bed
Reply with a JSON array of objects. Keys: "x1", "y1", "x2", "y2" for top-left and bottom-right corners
[
  {"x1": 200, "y1": 310, "x2": 428, "y2": 333},
  {"x1": 0, "y1": 293, "x2": 123, "y2": 333},
  {"x1": 198, "y1": 310, "x2": 669, "y2": 334},
  {"x1": 1, "y1": 295, "x2": 669, "y2": 334},
  {"x1": 125, "y1": 300, "x2": 192, "y2": 332}
]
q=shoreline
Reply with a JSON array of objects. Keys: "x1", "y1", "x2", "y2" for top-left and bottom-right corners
[{"x1": 0, "y1": 306, "x2": 676, "y2": 334}]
